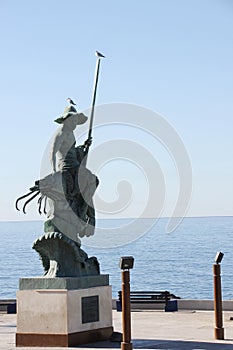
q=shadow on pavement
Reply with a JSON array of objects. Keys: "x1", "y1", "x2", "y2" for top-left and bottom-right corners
[
  {"x1": 133, "y1": 338, "x2": 233, "y2": 349},
  {"x1": 77, "y1": 338, "x2": 233, "y2": 349}
]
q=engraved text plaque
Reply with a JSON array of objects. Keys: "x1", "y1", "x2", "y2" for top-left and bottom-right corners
[{"x1": 82, "y1": 295, "x2": 99, "y2": 323}]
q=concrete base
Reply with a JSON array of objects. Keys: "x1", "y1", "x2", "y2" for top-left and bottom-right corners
[
  {"x1": 16, "y1": 327, "x2": 113, "y2": 347},
  {"x1": 214, "y1": 327, "x2": 224, "y2": 340},
  {"x1": 121, "y1": 342, "x2": 133, "y2": 350},
  {"x1": 16, "y1": 277, "x2": 113, "y2": 347}
]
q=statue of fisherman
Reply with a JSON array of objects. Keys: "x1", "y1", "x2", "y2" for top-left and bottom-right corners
[
  {"x1": 16, "y1": 104, "x2": 100, "y2": 277},
  {"x1": 38, "y1": 104, "x2": 99, "y2": 242},
  {"x1": 15, "y1": 52, "x2": 105, "y2": 277},
  {"x1": 16, "y1": 103, "x2": 99, "y2": 245}
]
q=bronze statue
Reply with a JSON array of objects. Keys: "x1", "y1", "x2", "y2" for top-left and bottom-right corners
[
  {"x1": 16, "y1": 104, "x2": 99, "y2": 277},
  {"x1": 16, "y1": 52, "x2": 105, "y2": 278}
]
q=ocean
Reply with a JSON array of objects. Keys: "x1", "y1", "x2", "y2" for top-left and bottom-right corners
[{"x1": 0, "y1": 217, "x2": 233, "y2": 300}]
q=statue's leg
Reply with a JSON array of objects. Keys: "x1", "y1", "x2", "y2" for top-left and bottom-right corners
[
  {"x1": 74, "y1": 167, "x2": 99, "y2": 238},
  {"x1": 62, "y1": 169, "x2": 75, "y2": 203},
  {"x1": 85, "y1": 199, "x2": 95, "y2": 236},
  {"x1": 81, "y1": 177, "x2": 98, "y2": 237},
  {"x1": 74, "y1": 167, "x2": 89, "y2": 221}
]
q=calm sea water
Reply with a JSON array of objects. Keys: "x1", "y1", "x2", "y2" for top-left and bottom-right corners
[{"x1": 0, "y1": 217, "x2": 233, "y2": 300}]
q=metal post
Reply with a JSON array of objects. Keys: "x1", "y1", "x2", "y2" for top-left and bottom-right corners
[
  {"x1": 88, "y1": 57, "x2": 101, "y2": 141},
  {"x1": 82, "y1": 51, "x2": 104, "y2": 168},
  {"x1": 121, "y1": 270, "x2": 133, "y2": 350},
  {"x1": 213, "y1": 263, "x2": 224, "y2": 339},
  {"x1": 86, "y1": 51, "x2": 105, "y2": 155}
]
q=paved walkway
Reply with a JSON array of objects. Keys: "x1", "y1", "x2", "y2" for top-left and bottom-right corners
[{"x1": 1, "y1": 309, "x2": 233, "y2": 349}]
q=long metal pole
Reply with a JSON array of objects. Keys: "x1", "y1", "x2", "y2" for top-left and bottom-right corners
[
  {"x1": 213, "y1": 263, "x2": 224, "y2": 339},
  {"x1": 85, "y1": 52, "x2": 105, "y2": 159},
  {"x1": 81, "y1": 52, "x2": 104, "y2": 168},
  {"x1": 121, "y1": 270, "x2": 133, "y2": 350},
  {"x1": 88, "y1": 57, "x2": 101, "y2": 141}
]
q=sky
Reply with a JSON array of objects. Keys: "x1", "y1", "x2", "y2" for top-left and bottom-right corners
[{"x1": 0, "y1": 0, "x2": 232, "y2": 222}]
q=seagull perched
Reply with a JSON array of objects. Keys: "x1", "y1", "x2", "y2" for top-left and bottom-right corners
[
  {"x1": 95, "y1": 51, "x2": 105, "y2": 58},
  {"x1": 67, "y1": 98, "x2": 76, "y2": 106}
]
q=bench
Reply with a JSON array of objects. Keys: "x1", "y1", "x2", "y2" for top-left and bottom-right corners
[
  {"x1": 0, "y1": 299, "x2": 17, "y2": 314},
  {"x1": 117, "y1": 291, "x2": 180, "y2": 311}
]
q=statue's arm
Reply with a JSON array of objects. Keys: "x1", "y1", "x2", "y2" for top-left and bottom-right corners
[{"x1": 50, "y1": 133, "x2": 62, "y2": 172}]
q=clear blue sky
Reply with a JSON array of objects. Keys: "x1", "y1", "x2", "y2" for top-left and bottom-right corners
[{"x1": 0, "y1": 0, "x2": 232, "y2": 221}]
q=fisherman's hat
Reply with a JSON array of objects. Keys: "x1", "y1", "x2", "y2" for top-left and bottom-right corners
[{"x1": 54, "y1": 105, "x2": 88, "y2": 124}]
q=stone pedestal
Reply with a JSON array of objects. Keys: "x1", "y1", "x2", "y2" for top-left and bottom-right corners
[{"x1": 16, "y1": 276, "x2": 113, "y2": 347}]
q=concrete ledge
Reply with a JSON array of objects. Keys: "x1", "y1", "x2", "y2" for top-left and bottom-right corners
[
  {"x1": 112, "y1": 299, "x2": 233, "y2": 311},
  {"x1": 178, "y1": 299, "x2": 233, "y2": 311}
]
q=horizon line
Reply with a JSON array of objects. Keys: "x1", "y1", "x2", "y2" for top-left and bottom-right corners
[{"x1": 0, "y1": 214, "x2": 233, "y2": 224}]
